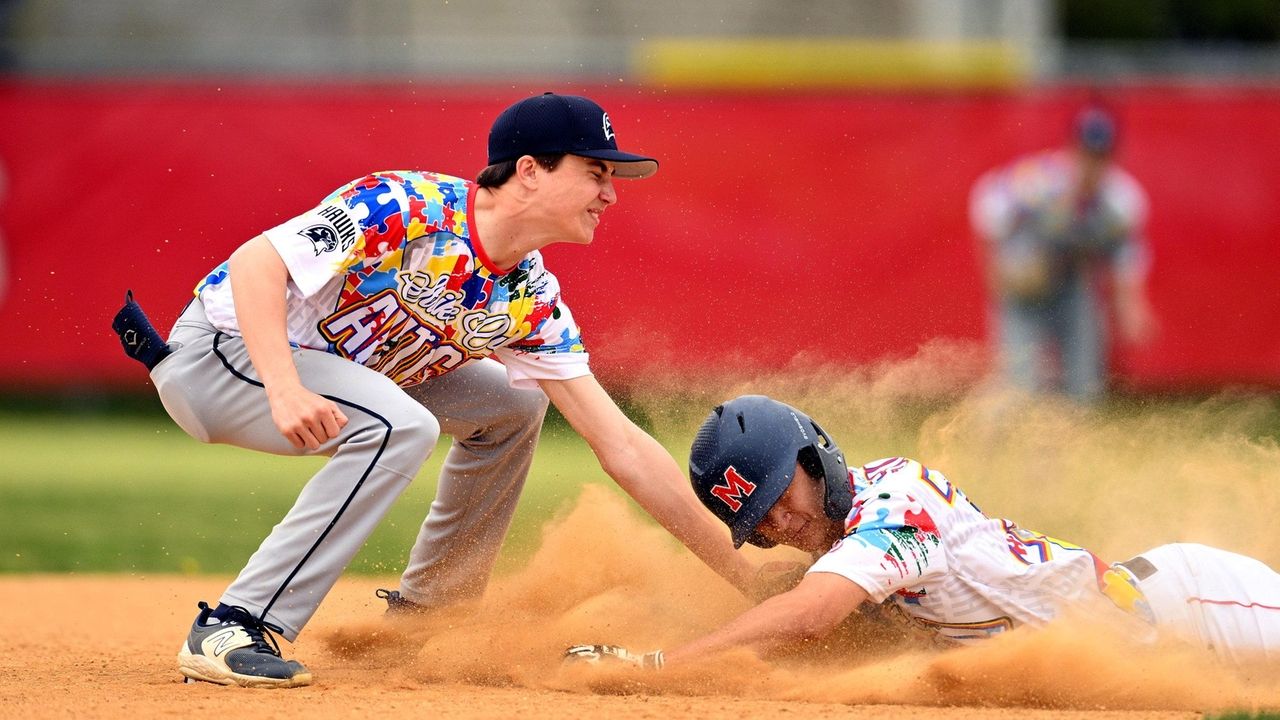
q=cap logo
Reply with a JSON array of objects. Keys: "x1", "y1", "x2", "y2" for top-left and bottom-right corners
[
  {"x1": 601, "y1": 112, "x2": 615, "y2": 142},
  {"x1": 711, "y1": 466, "x2": 757, "y2": 513}
]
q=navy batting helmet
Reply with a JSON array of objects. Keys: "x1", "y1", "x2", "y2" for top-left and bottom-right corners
[{"x1": 689, "y1": 395, "x2": 851, "y2": 549}]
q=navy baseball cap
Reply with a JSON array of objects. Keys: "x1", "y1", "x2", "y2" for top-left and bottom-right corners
[
  {"x1": 1074, "y1": 107, "x2": 1117, "y2": 155},
  {"x1": 487, "y1": 92, "x2": 658, "y2": 179}
]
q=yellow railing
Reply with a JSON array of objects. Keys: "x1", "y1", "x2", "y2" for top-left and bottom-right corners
[{"x1": 633, "y1": 38, "x2": 1030, "y2": 90}]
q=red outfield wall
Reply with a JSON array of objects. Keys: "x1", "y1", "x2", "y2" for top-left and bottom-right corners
[{"x1": 0, "y1": 80, "x2": 1277, "y2": 391}]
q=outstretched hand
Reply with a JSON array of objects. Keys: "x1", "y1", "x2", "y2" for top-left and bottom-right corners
[{"x1": 563, "y1": 644, "x2": 664, "y2": 670}]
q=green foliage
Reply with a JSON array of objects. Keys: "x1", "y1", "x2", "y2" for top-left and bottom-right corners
[
  {"x1": 4, "y1": 390, "x2": 1279, "y2": 577},
  {"x1": 1061, "y1": 0, "x2": 1280, "y2": 42},
  {"x1": 1062, "y1": 0, "x2": 1176, "y2": 41},
  {"x1": 0, "y1": 412, "x2": 614, "y2": 575}
]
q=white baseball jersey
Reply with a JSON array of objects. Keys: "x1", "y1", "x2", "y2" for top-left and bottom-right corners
[
  {"x1": 809, "y1": 457, "x2": 1117, "y2": 644},
  {"x1": 808, "y1": 457, "x2": 1280, "y2": 662}
]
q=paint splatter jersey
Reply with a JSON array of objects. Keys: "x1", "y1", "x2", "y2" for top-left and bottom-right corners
[
  {"x1": 807, "y1": 457, "x2": 1130, "y2": 644},
  {"x1": 194, "y1": 171, "x2": 589, "y2": 389}
]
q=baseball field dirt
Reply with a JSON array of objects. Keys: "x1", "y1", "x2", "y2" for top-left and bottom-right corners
[{"x1": 3, "y1": 486, "x2": 1278, "y2": 720}]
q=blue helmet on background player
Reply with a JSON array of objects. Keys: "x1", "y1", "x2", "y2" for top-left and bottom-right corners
[
  {"x1": 1074, "y1": 106, "x2": 1117, "y2": 155},
  {"x1": 689, "y1": 395, "x2": 851, "y2": 548}
]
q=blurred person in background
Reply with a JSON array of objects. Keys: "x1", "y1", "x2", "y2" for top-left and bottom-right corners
[{"x1": 969, "y1": 108, "x2": 1157, "y2": 403}]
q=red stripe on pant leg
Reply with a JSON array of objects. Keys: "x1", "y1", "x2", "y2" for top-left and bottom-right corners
[{"x1": 1187, "y1": 598, "x2": 1280, "y2": 612}]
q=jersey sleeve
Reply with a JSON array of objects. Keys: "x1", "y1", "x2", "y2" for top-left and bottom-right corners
[
  {"x1": 969, "y1": 166, "x2": 1015, "y2": 243},
  {"x1": 807, "y1": 483, "x2": 948, "y2": 603},
  {"x1": 491, "y1": 255, "x2": 591, "y2": 389},
  {"x1": 261, "y1": 173, "x2": 412, "y2": 298},
  {"x1": 1102, "y1": 168, "x2": 1152, "y2": 281}
]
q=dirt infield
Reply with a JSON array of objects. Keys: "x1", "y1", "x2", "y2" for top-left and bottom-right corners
[
  {"x1": 0, "y1": 575, "x2": 1203, "y2": 720},
  {"x1": 3, "y1": 487, "x2": 1277, "y2": 720}
]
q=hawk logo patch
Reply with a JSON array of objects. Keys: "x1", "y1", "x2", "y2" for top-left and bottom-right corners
[
  {"x1": 299, "y1": 204, "x2": 358, "y2": 256},
  {"x1": 299, "y1": 224, "x2": 341, "y2": 255},
  {"x1": 710, "y1": 466, "x2": 756, "y2": 513}
]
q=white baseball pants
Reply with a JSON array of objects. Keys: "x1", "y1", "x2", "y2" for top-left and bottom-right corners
[
  {"x1": 152, "y1": 300, "x2": 548, "y2": 639},
  {"x1": 1127, "y1": 542, "x2": 1280, "y2": 665}
]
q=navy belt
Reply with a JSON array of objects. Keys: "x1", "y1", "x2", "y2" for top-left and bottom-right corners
[{"x1": 1116, "y1": 555, "x2": 1158, "y2": 581}]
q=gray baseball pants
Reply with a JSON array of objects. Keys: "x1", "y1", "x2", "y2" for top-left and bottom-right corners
[{"x1": 151, "y1": 300, "x2": 548, "y2": 640}]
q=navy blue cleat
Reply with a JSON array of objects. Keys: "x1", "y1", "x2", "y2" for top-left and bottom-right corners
[
  {"x1": 177, "y1": 601, "x2": 311, "y2": 688},
  {"x1": 375, "y1": 588, "x2": 428, "y2": 616}
]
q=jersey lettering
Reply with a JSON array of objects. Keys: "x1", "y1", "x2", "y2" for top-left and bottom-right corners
[
  {"x1": 400, "y1": 270, "x2": 464, "y2": 323},
  {"x1": 299, "y1": 204, "x2": 358, "y2": 256},
  {"x1": 1005, "y1": 523, "x2": 1088, "y2": 565},
  {"x1": 458, "y1": 310, "x2": 515, "y2": 354},
  {"x1": 317, "y1": 204, "x2": 357, "y2": 251},
  {"x1": 863, "y1": 457, "x2": 910, "y2": 484},
  {"x1": 319, "y1": 289, "x2": 468, "y2": 385},
  {"x1": 386, "y1": 340, "x2": 467, "y2": 386},
  {"x1": 320, "y1": 291, "x2": 408, "y2": 363}
]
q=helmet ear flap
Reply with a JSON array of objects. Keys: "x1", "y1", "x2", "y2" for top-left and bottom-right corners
[
  {"x1": 822, "y1": 466, "x2": 853, "y2": 522},
  {"x1": 807, "y1": 423, "x2": 852, "y2": 523}
]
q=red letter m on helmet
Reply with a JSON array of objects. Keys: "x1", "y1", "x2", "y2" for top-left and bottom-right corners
[{"x1": 711, "y1": 466, "x2": 757, "y2": 513}]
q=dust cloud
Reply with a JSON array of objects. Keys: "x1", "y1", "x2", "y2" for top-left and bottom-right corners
[
  {"x1": 632, "y1": 338, "x2": 1280, "y2": 566},
  {"x1": 325, "y1": 490, "x2": 1279, "y2": 712},
  {"x1": 326, "y1": 342, "x2": 1280, "y2": 711}
]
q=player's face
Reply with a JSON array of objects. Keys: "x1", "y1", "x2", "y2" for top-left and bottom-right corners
[
  {"x1": 539, "y1": 155, "x2": 618, "y2": 245},
  {"x1": 753, "y1": 463, "x2": 842, "y2": 553}
]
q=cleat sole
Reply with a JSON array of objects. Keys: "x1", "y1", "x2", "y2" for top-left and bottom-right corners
[{"x1": 178, "y1": 647, "x2": 311, "y2": 689}]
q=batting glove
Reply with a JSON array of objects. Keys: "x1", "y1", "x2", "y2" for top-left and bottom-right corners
[{"x1": 563, "y1": 644, "x2": 664, "y2": 670}]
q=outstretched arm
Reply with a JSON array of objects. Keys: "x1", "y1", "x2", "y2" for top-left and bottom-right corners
[
  {"x1": 538, "y1": 375, "x2": 756, "y2": 593},
  {"x1": 662, "y1": 571, "x2": 868, "y2": 665}
]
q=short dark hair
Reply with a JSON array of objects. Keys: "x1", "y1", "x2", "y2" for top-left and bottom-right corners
[{"x1": 475, "y1": 153, "x2": 566, "y2": 188}]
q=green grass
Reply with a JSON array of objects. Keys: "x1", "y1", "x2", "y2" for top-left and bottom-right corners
[
  {"x1": 4, "y1": 388, "x2": 1279, "y2": 577},
  {"x1": 0, "y1": 411, "x2": 618, "y2": 575}
]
